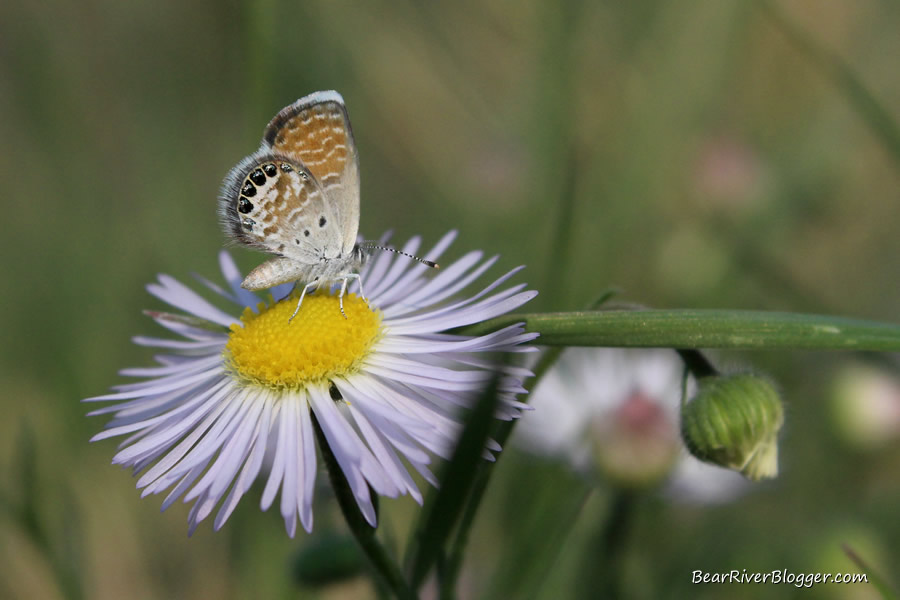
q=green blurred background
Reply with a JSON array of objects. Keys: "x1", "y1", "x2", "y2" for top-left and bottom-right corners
[{"x1": 1, "y1": 0, "x2": 899, "y2": 598}]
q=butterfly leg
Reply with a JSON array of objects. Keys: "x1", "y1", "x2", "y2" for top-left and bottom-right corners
[
  {"x1": 337, "y1": 277, "x2": 349, "y2": 319},
  {"x1": 350, "y1": 273, "x2": 366, "y2": 303},
  {"x1": 289, "y1": 280, "x2": 318, "y2": 323}
]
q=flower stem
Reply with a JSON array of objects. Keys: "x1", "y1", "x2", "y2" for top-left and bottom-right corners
[
  {"x1": 676, "y1": 349, "x2": 718, "y2": 379},
  {"x1": 312, "y1": 415, "x2": 415, "y2": 600},
  {"x1": 458, "y1": 309, "x2": 900, "y2": 351},
  {"x1": 580, "y1": 489, "x2": 637, "y2": 600}
]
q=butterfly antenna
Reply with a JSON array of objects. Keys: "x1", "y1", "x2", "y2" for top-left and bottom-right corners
[{"x1": 362, "y1": 243, "x2": 440, "y2": 269}]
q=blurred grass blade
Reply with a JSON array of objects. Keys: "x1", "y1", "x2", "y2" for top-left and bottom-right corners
[
  {"x1": 760, "y1": 0, "x2": 900, "y2": 166},
  {"x1": 457, "y1": 309, "x2": 900, "y2": 351},
  {"x1": 13, "y1": 423, "x2": 43, "y2": 546},
  {"x1": 842, "y1": 544, "x2": 897, "y2": 599},
  {"x1": 405, "y1": 370, "x2": 503, "y2": 592},
  {"x1": 9, "y1": 423, "x2": 85, "y2": 600},
  {"x1": 312, "y1": 415, "x2": 414, "y2": 600},
  {"x1": 440, "y1": 346, "x2": 564, "y2": 596},
  {"x1": 483, "y1": 474, "x2": 592, "y2": 600}
]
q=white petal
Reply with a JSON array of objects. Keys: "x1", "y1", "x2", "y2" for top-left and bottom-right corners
[{"x1": 147, "y1": 274, "x2": 237, "y2": 327}]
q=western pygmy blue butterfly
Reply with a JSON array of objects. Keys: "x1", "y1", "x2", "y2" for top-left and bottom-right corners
[{"x1": 219, "y1": 90, "x2": 436, "y2": 320}]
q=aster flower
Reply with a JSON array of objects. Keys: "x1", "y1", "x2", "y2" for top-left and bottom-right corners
[
  {"x1": 513, "y1": 347, "x2": 747, "y2": 504},
  {"x1": 85, "y1": 231, "x2": 538, "y2": 536}
]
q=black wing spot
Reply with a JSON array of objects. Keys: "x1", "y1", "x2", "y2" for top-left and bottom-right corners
[
  {"x1": 294, "y1": 238, "x2": 301, "y2": 245},
  {"x1": 241, "y1": 181, "x2": 256, "y2": 197},
  {"x1": 238, "y1": 197, "x2": 254, "y2": 214},
  {"x1": 319, "y1": 216, "x2": 327, "y2": 227},
  {"x1": 263, "y1": 163, "x2": 277, "y2": 177},
  {"x1": 304, "y1": 230, "x2": 310, "y2": 237},
  {"x1": 250, "y1": 169, "x2": 266, "y2": 186},
  {"x1": 280, "y1": 163, "x2": 293, "y2": 172}
]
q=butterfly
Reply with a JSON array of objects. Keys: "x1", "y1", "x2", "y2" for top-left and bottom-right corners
[{"x1": 218, "y1": 91, "x2": 368, "y2": 320}]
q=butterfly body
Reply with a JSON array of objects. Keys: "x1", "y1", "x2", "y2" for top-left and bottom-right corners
[{"x1": 219, "y1": 91, "x2": 366, "y2": 315}]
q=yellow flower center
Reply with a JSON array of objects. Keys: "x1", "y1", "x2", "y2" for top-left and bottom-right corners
[{"x1": 224, "y1": 292, "x2": 381, "y2": 390}]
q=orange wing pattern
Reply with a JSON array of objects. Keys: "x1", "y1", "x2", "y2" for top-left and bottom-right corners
[{"x1": 263, "y1": 94, "x2": 356, "y2": 192}]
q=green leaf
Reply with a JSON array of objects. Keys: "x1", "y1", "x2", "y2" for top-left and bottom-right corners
[{"x1": 456, "y1": 309, "x2": 900, "y2": 351}]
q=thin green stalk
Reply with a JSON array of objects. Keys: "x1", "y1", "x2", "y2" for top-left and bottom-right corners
[
  {"x1": 457, "y1": 309, "x2": 900, "y2": 351},
  {"x1": 240, "y1": 0, "x2": 276, "y2": 132},
  {"x1": 533, "y1": 0, "x2": 584, "y2": 310},
  {"x1": 312, "y1": 416, "x2": 415, "y2": 600},
  {"x1": 580, "y1": 489, "x2": 638, "y2": 600},
  {"x1": 676, "y1": 349, "x2": 718, "y2": 379}
]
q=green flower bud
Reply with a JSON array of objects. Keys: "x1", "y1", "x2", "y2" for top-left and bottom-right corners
[{"x1": 681, "y1": 373, "x2": 784, "y2": 481}]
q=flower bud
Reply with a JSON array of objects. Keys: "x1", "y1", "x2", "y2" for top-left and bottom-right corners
[{"x1": 681, "y1": 373, "x2": 784, "y2": 481}]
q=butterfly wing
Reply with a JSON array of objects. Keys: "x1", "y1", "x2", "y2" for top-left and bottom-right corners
[
  {"x1": 218, "y1": 153, "x2": 344, "y2": 265},
  {"x1": 262, "y1": 90, "x2": 360, "y2": 256}
]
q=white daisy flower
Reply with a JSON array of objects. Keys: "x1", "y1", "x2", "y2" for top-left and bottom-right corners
[
  {"x1": 514, "y1": 347, "x2": 748, "y2": 504},
  {"x1": 85, "y1": 231, "x2": 538, "y2": 536}
]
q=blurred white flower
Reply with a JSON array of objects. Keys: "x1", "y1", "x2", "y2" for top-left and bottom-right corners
[
  {"x1": 514, "y1": 347, "x2": 748, "y2": 504},
  {"x1": 830, "y1": 364, "x2": 900, "y2": 449}
]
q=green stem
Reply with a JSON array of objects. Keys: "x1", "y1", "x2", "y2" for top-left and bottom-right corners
[
  {"x1": 312, "y1": 416, "x2": 415, "y2": 600},
  {"x1": 457, "y1": 309, "x2": 900, "y2": 351},
  {"x1": 676, "y1": 349, "x2": 718, "y2": 379}
]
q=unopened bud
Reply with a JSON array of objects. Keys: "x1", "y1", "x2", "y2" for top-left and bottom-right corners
[{"x1": 681, "y1": 374, "x2": 784, "y2": 481}]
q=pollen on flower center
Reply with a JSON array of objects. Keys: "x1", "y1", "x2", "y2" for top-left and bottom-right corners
[{"x1": 225, "y1": 292, "x2": 381, "y2": 390}]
